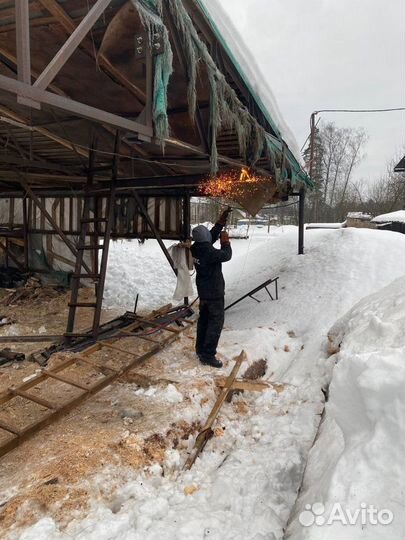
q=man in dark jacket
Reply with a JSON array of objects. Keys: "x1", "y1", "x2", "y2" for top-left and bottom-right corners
[{"x1": 191, "y1": 210, "x2": 232, "y2": 368}]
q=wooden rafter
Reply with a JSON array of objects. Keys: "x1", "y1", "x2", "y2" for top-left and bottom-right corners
[
  {"x1": 34, "y1": 0, "x2": 113, "y2": 91},
  {"x1": 37, "y1": 0, "x2": 147, "y2": 104},
  {"x1": 0, "y1": 104, "x2": 88, "y2": 158},
  {"x1": 0, "y1": 74, "x2": 153, "y2": 138},
  {"x1": 15, "y1": 0, "x2": 31, "y2": 85}
]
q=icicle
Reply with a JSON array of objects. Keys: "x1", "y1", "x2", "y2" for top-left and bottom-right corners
[{"x1": 131, "y1": 0, "x2": 173, "y2": 147}]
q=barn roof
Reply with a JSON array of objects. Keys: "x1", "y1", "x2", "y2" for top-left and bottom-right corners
[
  {"x1": 0, "y1": 0, "x2": 310, "y2": 201},
  {"x1": 372, "y1": 210, "x2": 405, "y2": 224},
  {"x1": 394, "y1": 156, "x2": 405, "y2": 173}
]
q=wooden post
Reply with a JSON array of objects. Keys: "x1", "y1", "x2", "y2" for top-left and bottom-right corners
[
  {"x1": 22, "y1": 195, "x2": 29, "y2": 271},
  {"x1": 92, "y1": 133, "x2": 120, "y2": 335},
  {"x1": 132, "y1": 191, "x2": 177, "y2": 276},
  {"x1": 21, "y1": 180, "x2": 93, "y2": 274}
]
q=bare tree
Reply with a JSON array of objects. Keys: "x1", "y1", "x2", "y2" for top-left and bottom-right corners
[{"x1": 304, "y1": 122, "x2": 368, "y2": 221}]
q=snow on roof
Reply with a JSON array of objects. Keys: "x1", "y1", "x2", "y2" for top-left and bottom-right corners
[
  {"x1": 347, "y1": 212, "x2": 372, "y2": 220},
  {"x1": 306, "y1": 223, "x2": 344, "y2": 229},
  {"x1": 198, "y1": 0, "x2": 302, "y2": 163},
  {"x1": 371, "y1": 210, "x2": 405, "y2": 223}
]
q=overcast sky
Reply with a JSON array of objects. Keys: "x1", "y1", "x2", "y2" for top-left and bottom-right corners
[{"x1": 218, "y1": 0, "x2": 405, "y2": 185}]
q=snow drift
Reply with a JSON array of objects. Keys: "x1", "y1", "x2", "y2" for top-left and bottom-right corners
[{"x1": 286, "y1": 275, "x2": 405, "y2": 540}]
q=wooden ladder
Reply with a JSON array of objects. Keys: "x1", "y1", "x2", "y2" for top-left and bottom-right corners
[
  {"x1": 65, "y1": 135, "x2": 120, "y2": 341},
  {"x1": 0, "y1": 309, "x2": 194, "y2": 459}
]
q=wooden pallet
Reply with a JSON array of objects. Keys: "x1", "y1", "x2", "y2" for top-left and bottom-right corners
[{"x1": 0, "y1": 311, "x2": 194, "y2": 459}]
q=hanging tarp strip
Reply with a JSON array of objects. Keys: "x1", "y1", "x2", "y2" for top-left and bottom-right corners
[
  {"x1": 131, "y1": 0, "x2": 312, "y2": 188},
  {"x1": 131, "y1": 0, "x2": 173, "y2": 143}
]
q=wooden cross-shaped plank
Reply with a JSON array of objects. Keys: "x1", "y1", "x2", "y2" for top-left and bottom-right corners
[{"x1": 184, "y1": 350, "x2": 246, "y2": 470}]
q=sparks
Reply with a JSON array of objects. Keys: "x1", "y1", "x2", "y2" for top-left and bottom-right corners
[{"x1": 199, "y1": 168, "x2": 269, "y2": 200}]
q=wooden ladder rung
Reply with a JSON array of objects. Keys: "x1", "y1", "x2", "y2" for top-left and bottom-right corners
[
  {"x1": 10, "y1": 388, "x2": 56, "y2": 410},
  {"x1": 120, "y1": 330, "x2": 160, "y2": 344},
  {"x1": 43, "y1": 370, "x2": 90, "y2": 391},
  {"x1": 98, "y1": 341, "x2": 141, "y2": 358},
  {"x1": 75, "y1": 355, "x2": 119, "y2": 373},
  {"x1": 0, "y1": 419, "x2": 20, "y2": 436}
]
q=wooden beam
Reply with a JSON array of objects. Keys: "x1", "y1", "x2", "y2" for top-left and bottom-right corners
[
  {"x1": 34, "y1": 0, "x2": 113, "y2": 91},
  {"x1": 15, "y1": 0, "x2": 31, "y2": 84},
  {"x1": 0, "y1": 419, "x2": 20, "y2": 436},
  {"x1": 15, "y1": 0, "x2": 39, "y2": 109},
  {"x1": 185, "y1": 351, "x2": 246, "y2": 469},
  {"x1": 216, "y1": 378, "x2": 285, "y2": 394},
  {"x1": 0, "y1": 74, "x2": 153, "y2": 138},
  {"x1": 21, "y1": 181, "x2": 93, "y2": 274},
  {"x1": 132, "y1": 190, "x2": 178, "y2": 275},
  {"x1": 0, "y1": 154, "x2": 77, "y2": 174},
  {"x1": 37, "y1": 0, "x2": 147, "y2": 104},
  {"x1": 0, "y1": 239, "x2": 24, "y2": 270},
  {"x1": 0, "y1": 45, "x2": 69, "y2": 97},
  {"x1": 10, "y1": 388, "x2": 56, "y2": 409},
  {"x1": 0, "y1": 105, "x2": 88, "y2": 158},
  {"x1": 0, "y1": 16, "x2": 58, "y2": 34}
]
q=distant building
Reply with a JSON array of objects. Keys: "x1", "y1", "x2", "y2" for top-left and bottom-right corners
[
  {"x1": 346, "y1": 212, "x2": 374, "y2": 229},
  {"x1": 371, "y1": 210, "x2": 405, "y2": 234},
  {"x1": 394, "y1": 156, "x2": 405, "y2": 173}
]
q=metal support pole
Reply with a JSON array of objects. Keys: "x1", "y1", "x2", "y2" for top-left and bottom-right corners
[
  {"x1": 309, "y1": 112, "x2": 317, "y2": 222},
  {"x1": 298, "y1": 188, "x2": 305, "y2": 255},
  {"x1": 183, "y1": 193, "x2": 191, "y2": 305},
  {"x1": 183, "y1": 193, "x2": 191, "y2": 241}
]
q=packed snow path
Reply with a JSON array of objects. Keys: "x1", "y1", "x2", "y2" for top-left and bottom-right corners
[{"x1": 14, "y1": 227, "x2": 405, "y2": 540}]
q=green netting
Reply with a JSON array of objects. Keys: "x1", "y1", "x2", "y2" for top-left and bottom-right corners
[
  {"x1": 167, "y1": 0, "x2": 267, "y2": 174},
  {"x1": 131, "y1": 0, "x2": 312, "y2": 187},
  {"x1": 131, "y1": 0, "x2": 173, "y2": 143}
]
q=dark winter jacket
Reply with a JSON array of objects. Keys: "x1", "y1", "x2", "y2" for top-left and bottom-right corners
[{"x1": 191, "y1": 223, "x2": 232, "y2": 300}]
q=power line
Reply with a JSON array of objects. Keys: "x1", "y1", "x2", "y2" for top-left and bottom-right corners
[
  {"x1": 313, "y1": 107, "x2": 405, "y2": 114},
  {"x1": 301, "y1": 106, "x2": 405, "y2": 152}
]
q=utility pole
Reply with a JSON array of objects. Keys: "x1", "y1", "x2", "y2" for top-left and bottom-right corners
[{"x1": 309, "y1": 111, "x2": 318, "y2": 222}]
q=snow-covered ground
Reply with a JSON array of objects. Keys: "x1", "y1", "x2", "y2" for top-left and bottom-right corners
[
  {"x1": 13, "y1": 226, "x2": 405, "y2": 539},
  {"x1": 286, "y1": 275, "x2": 405, "y2": 540}
]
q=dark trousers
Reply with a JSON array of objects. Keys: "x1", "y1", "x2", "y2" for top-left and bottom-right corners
[{"x1": 196, "y1": 298, "x2": 225, "y2": 359}]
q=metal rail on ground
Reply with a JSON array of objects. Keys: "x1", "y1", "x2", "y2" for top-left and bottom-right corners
[{"x1": 225, "y1": 277, "x2": 279, "y2": 312}]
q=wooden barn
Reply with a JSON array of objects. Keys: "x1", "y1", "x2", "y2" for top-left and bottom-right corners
[{"x1": 0, "y1": 1, "x2": 310, "y2": 343}]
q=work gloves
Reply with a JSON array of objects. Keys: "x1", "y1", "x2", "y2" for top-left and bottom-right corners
[
  {"x1": 220, "y1": 231, "x2": 230, "y2": 246},
  {"x1": 217, "y1": 207, "x2": 232, "y2": 226}
]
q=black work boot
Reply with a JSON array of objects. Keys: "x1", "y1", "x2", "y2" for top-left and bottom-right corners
[{"x1": 200, "y1": 356, "x2": 223, "y2": 368}]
